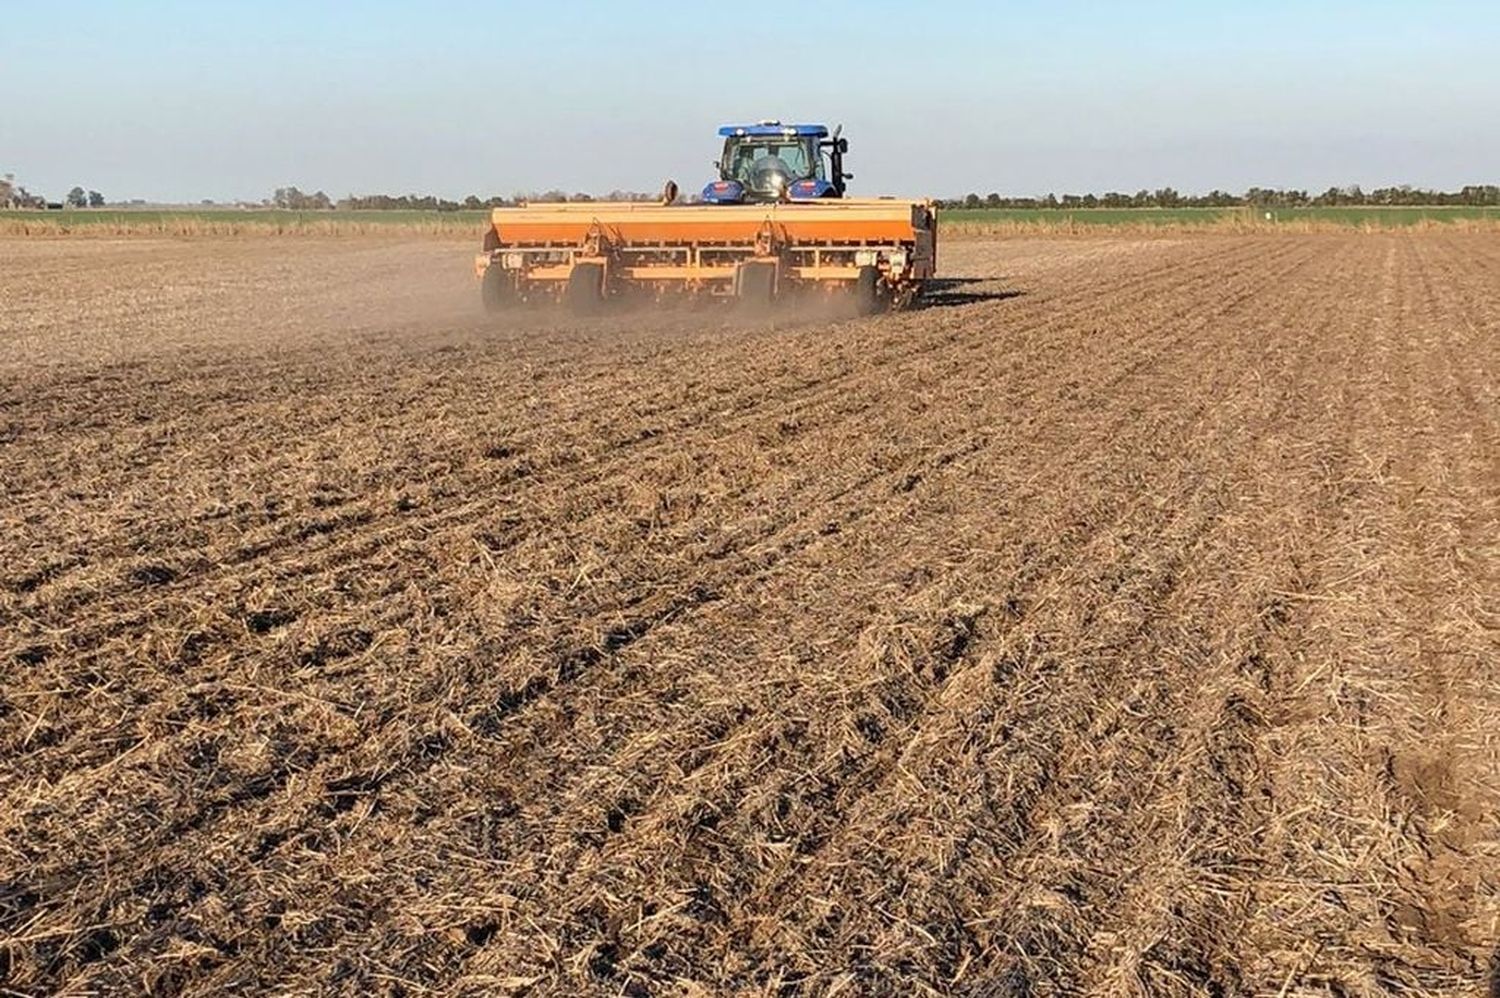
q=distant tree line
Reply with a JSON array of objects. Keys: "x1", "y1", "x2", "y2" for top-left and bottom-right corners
[
  {"x1": 271, "y1": 187, "x2": 334, "y2": 210},
  {"x1": 3, "y1": 173, "x2": 106, "y2": 209},
  {"x1": 300, "y1": 184, "x2": 1500, "y2": 211},
  {"x1": 3, "y1": 176, "x2": 661, "y2": 212},
  {"x1": 333, "y1": 189, "x2": 660, "y2": 211},
  {"x1": 66, "y1": 186, "x2": 106, "y2": 208},
  {"x1": 939, "y1": 185, "x2": 1500, "y2": 210},
  {"x1": 11, "y1": 171, "x2": 1494, "y2": 214}
]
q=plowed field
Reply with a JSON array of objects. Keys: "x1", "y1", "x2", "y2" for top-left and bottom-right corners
[{"x1": 2, "y1": 233, "x2": 1496, "y2": 996}]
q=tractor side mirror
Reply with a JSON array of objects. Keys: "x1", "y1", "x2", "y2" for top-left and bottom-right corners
[
  {"x1": 837, "y1": 138, "x2": 849, "y2": 154},
  {"x1": 843, "y1": 173, "x2": 854, "y2": 181}
]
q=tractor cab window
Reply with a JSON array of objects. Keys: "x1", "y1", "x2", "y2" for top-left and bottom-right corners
[{"x1": 722, "y1": 137, "x2": 823, "y2": 183}]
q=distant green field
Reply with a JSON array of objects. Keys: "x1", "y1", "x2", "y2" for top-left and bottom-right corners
[
  {"x1": 3, "y1": 204, "x2": 1497, "y2": 236},
  {"x1": 939, "y1": 205, "x2": 1500, "y2": 227},
  {"x1": 0, "y1": 208, "x2": 488, "y2": 229},
  {"x1": 942, "y1": 207, "x2": 1239, "y2": 226},
  {"x1": 1261, "y1": 205, "x2": 1500, "y2": 225}
]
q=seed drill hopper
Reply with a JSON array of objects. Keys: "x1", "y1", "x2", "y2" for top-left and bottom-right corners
[{"x1": 475, "y1": 122, "x2": 937, "y2": 313}]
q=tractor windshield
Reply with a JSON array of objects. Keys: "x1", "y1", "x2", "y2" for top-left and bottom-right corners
[{"x1": 721, "y1": 137, "x2": 823, "y2": 185}]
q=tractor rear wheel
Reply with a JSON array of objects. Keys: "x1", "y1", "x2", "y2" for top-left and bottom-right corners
[
  {"x1": 853, "y1": 265, "x2": 883, "y2": 316},
  {"x1": 481, "y1": 264, "x2": 514, "y2": 313},
  {"x1": 565, "y1": 262, "x2": 606, "y2": 315},
  {"x1": 735, "y1": 262, "x2": 777, "y2": 312}
]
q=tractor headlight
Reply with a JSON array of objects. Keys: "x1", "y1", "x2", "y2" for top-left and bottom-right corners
[
  {"x1": 503, "y1": 252, "x2": 526, "y2": 270},
  {"x1": 854, "y1": 250, "x2": 880, "y2": 267},
  {"x1": 887, "y1": 250, "x2": 909, "y2": 271}
]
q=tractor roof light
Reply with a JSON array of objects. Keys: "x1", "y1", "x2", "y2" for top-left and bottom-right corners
[{"x1": 718, "y1": 124, "x2": 830, "y2": 138}]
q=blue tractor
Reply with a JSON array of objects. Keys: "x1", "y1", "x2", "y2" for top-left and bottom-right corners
[{"x1": 701, "y1": 122, "x2": 851, "y2": 204}]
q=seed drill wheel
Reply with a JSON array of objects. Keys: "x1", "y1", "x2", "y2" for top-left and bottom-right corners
[
  {"x1": 481, "y1": 265, "x2": 515, "y2": 313},
  {"x1": 853, "y1": 265, "x2": 884, "y2": 316},
  {"x1": 735, "y1": 261, "x2": 777, "y2": 312},
  {"x1": 565, "y1": 262, "x2": 606, "y2": 315}
]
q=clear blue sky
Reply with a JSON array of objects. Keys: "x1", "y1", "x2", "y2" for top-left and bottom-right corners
[{"x1": 3, "y1": 0, "x2": 1496, "y2": 202}]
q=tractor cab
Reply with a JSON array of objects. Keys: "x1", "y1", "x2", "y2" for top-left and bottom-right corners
[{"x1": 702, "y1": 122, "x2": 851, "y2": 204}]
